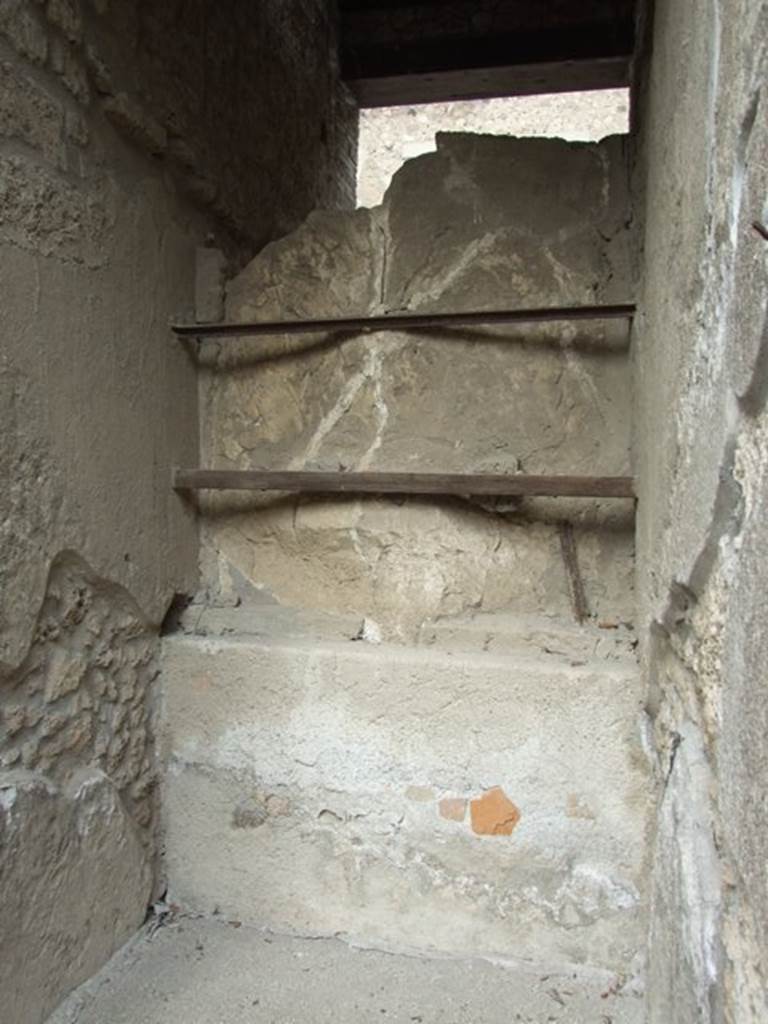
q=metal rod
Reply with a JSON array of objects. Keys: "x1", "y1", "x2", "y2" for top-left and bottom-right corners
[
  {"x1": 174, "y1": 469, "x2": 635, "y2": 499},
  {"x1": 172, "y1": 303, "x2": 636, "y2": 339},
  {"x1": 558, "y1": 521, "x2": 589, "y2": 624}
]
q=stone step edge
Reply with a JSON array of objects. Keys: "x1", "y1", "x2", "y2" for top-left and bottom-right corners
[{"x1": 162, "y1": 629, "x2": 639, "y2": 678}]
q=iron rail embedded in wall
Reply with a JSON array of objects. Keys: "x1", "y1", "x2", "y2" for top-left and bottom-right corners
[
  {"x1": 173, "y1": 469, "x2": 635, "y2": 499},
  {"x1": 171, "y1": 303, "x2": 636, "y2": 340}
]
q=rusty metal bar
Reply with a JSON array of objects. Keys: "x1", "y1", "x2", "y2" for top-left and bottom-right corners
[
  {"x1": 171, "y1": 303, "x2": 635, "y2": 340},
  {"x1": 174, "y1": 469, "x2": 635, "y2": 499},
  {"x1": 558, "y1": 521, "x2": 589, "y2": 624}
]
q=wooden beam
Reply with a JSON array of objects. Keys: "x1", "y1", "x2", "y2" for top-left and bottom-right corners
[
  {"x1": 172, "y1": 303, "x2": 635, "y2": 340},
  {"x1": 339, "y1": 0, "x2": 635, "y2": 106},
  {"x1": 174, "y1": 469, "x2": 635, "y2": 499},
  {"x1": 348, "y1": 58, "x2": 630, "y2": 107}
]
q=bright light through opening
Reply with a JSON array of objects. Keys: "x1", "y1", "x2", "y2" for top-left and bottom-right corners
[{"x1": 357, "y1": 88, "x2": 630, "y2": 209}]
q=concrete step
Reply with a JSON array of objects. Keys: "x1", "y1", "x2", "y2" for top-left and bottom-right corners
[
  {"x1": 48, "y1": 918, "x2": 645, "y2": 1024},
  {"x1": 418, "y1": 609, "x2": 637, "y2": 663},
  {"x1": 160, "y1": 605, "x2": 649, "y2": 977},
  {"x1": 174, "y1": 602, "x2": 638, "y2": 665}
]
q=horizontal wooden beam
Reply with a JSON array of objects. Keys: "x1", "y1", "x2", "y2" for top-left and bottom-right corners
[
  {"x1": 339, "y1": 0, "x2": 635, "y2": 105},
  {"x1": 174, "y1": 469, "x2": 635, "y2": 499},
  {"x1": 172, "y1": 303, "x2": 635, "y2": 340},
  {"x1": 348, "y1": 57, "x2": 630, "y2": 107}
]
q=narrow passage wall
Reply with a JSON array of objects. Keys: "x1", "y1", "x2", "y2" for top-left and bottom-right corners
[
  {"x1": 632, "y1": 0, "x2": 768, "y2": 1020},
  {"x1": 0, "y1": 3, "x2": 356, "y2": 1021}
]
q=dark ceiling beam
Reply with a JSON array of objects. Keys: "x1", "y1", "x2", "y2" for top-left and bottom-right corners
[
  {"x1": 349, "y1": 58, "x2": 631, "y2": 108},
  {"x1": 339, "y1": 0, "x2": 636, "y2": 107}
]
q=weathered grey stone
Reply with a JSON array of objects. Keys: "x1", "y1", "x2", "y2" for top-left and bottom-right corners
[
  {"x1": 82, "y1": 40, "x2": 111, "y2": 94},
  {"x1": 0, "y1": 0, "x2": 48, "y2": 64},
  {"x1": 46, "y1": 920, "x2": 645, "y2": 1024},
  {"x1": 1, "y1": 554, "x2": 158, "y2": 830},
  {"x1": 86, "y1": 0, "x2": 358, "y2": 248},
  {"x1": 47, "y1": 33, "x2": 89, "y2": 103},
  {"x1": 0, "y1": 0, "x2": 356, "y2": 682},
  {"x1": 0, "y1": 553, "x2": 159, "y2": 1020},
  {"x1": 161, "y1": 606, "x2": 649, "y2": 973},
  {"x1": 203, "y1": 134, "x2": 634, "y2": 640},
  {"x1": 195, "y1": 245, "x2": 227, "y2": 323},
  {"x1": 0, "y1": 769, "x2": 152, "y2": 1024},
  {"x1": 0, "y1": 60, "x2": 66, "y2": 166},
  {"x1": 0, "y1": 3, "x2": 357, "y2": 1018},
  {"x1": 45, "y1": 0, "x2": 82, "y2": 45},
  {"x1": 102, "y1": 91, "x2": 166, "y2": 156},
  {"x1": 0, "y1": 175, "x2": 198, "y2": 669},
  {"x1": 633, "y1": 0, "x2": 768, "y2": 1020}
]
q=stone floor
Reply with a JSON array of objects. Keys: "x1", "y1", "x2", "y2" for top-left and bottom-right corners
[{"x1": 48, "y1": 917, "x2": 644, "y2": 1024}]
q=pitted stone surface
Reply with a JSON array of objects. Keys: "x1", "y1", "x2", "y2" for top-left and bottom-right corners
[
  {"x1": 0, "y1": 0, "x2": 357, "y2": 672},
  {"x1": 0, "y1": 769, "x2": 151, "y2": 1024},
  {"x1": 160, "y1": 607, "x2": 649, "y2": 973},
  {"x1": 201, "y1": 134, "x2": 635, "y2": 640},
  {"x1": 633, "y1": 0, "x2": 768, "y2": 1020},
  {"x1": 0, "y1": 555, "x2": 158, "y2": 1022},
  {"x1": 1, "y1": 554, "x2": 158, "y2": 835},
  {"x1": 1, "y1": 2, "x2": 356, "y2": 1016}
]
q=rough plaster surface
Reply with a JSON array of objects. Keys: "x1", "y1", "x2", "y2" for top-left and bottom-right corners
[
  {"x1": 0, "y1": 148, "x2": 200, "y2": 671},
  {"x1": 357, "y1": 88, "x2": 630, "y2": 207},
  {"x1": 47, "y1": 918, "x2": 644, "y2": 1024},
  {"x1": 0, "y1": 555, "x2": 158, "y2": 829},
  {"x1": 0, "y1": 554, "x2": 158, "y2": 1022},
  {"x1": 202, "y1": 133, "x2": 635, "y2": 641},
  {"x1": 0, "y1": 2, "x2": 356, "y2": 1019},
  {"x1": 1, "y1": 0, "x2": 356, "y2": 671},
  {"x1": 0, "y1": 769, "x2": 151, "y2": 1024},
  {"x1": 633, "y1": 0, "x2": 768, "y2": 1020},
  {"x1": 160, "y1": 606, "x2": 649, "y2": 974}
]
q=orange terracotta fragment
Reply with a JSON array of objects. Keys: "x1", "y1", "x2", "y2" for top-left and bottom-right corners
[
  {"x1": 439, "y1": 797, "x2": 467, "y2": 822},
  {"x1": 470, "y1": 786, "x2": 521, "y2": 836}
]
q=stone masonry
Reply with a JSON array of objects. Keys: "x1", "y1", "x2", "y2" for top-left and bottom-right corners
[
  {"x1": 161, "y1": 133, "x2": 649, "y2": 977},
  {"x1": 200, "y1": 133, "x2": 635, "y2": 640},
  {"x1": 632, "y1": 0, "x2": 768, "y2": 1020}
]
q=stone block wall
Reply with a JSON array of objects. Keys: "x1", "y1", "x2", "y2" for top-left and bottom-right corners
[
  {"x1": 0, "y1": 2, "x2": 357, "y2": 1020},
  {"x1": 201, "y1": 132, "x2": 636, "y2": 640},
  {"x1": 632, "y1": 0, "x2": 768, "y2": 1020}
]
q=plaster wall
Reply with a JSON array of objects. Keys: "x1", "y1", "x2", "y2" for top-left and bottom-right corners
[
  {"x1": 632, "y1": 0, "x2": 768, "y2": 1019},
  {"x1": 201, "y1": 133, "x2": 636, "y2": 641},
  {"x1": 0, "y1": 3, "x2": 356, "y2": 1020}
]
